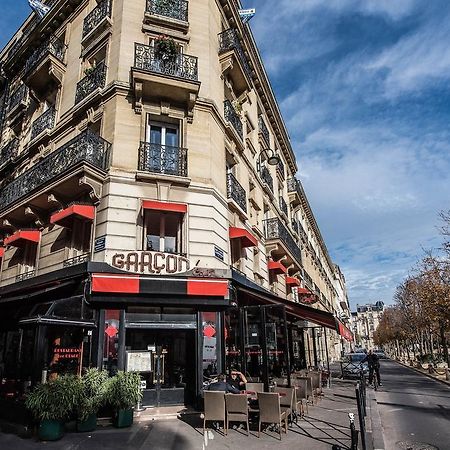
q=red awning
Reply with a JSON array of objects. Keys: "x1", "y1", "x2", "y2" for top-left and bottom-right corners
[
  {"x1": 268, "y1": 260, "x2": 287, "y2": 274},
  {"x1": 50, "y1": 204, "x2": 95, "y2": 227},
  {"x1": 229, "y1": 226, "x2": 258, "y2": 248},
  {"x1": 142, "y1": 200, "x2": 187, "y2": 213},
  {"x1": 297, "y1": 287, "x2": 311, "y2": 294},
  {"x1": 0, "y1": 247, "x2": 4, "y2": 258},
  {"x1": 286, "y1": 276, "x2": 300, "y2": 286},
  {"x1": 337, "y1": 320, "x2": 354, "y2": 342},
  {"x1": 4, "y1": 230, "x2": 41, "y2": 247}
]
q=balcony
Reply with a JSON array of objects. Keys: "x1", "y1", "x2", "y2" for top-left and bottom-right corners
[
  {"x1": 0, "y1": 130, "x2": 111, "y2": 214},
  {"x1": 75, "y1": 62, "x2": 107, "y2": 105},
  {"x1": 277, "y1": 159, "x2": 285, "y2": 179},
  {"x1": 291, "y1": 219, "x2": 299, "y2": 235},
  {"x1": 82, "y1": 0, "x2": 113, "y2": 47},
  {"x1": 145, "y1": 0, "x2": 188, "y2": 31},
  {"x1": 30, "y1": 107, "x2": 56, "y2": 142},
  {"x1": 264, "y1": 217, "x2": 302, "y2": 267},
  {"x1": 227, "y1": 172, "x2": 247, "y2": 214},
  {"x1": 218, "y1": 29, "x2": 252, "y2": 96},
  {"x1": 224, "y1": 100, "x2": 243, "y2": 141},
  {"x1": 279, "y1": 196, "x2": 288, "y2": 217},
  {"x1": 260, "y1": 165, "x2": 274, "y2": 193},
  {"x1": 287, "y1": 177, "x2": 304, "y2": 208},
  {"x1": 258, "y1": 115, "x2": 270, "y2": 145},
  {"x1": 132, "y1": 43, "x2": 200, "y2": 118},
  {"x1": 0, "y1": 139, "x2": 19, "y2": 171},
  {"x1": 7, "y1": 85, "x2": 29, "y2": 122},
  {"x1": 23, "y1": 35, "x2": 66, "y2": 97},
  {"x1": 138, "y1": 142, "x2": 188, "y2": 179}
]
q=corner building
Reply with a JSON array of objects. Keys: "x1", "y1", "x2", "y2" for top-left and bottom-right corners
[{"x1": 0, "y1": 0, "x2": 352, "y2": 409}]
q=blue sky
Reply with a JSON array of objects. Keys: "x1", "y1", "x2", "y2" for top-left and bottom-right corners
[{"x1": 2, "y1": 1, "x2": 450, "y2": 309}]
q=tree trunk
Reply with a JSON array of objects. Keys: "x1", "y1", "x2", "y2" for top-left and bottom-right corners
[{"x1": 439, "y1": 322, "x2": 449, "y2": 366}]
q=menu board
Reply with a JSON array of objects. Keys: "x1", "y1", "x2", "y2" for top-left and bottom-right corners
[{"x1": 126, "y1": 351, "x2": 152, "y2": 372}]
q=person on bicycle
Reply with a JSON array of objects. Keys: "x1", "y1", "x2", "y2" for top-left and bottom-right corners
[{"x1": 362, "y1": 349, "x2": 382, "y2": 386}]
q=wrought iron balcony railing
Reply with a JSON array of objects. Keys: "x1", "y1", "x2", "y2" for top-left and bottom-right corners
[
  {"x1": 83, "y1": 0, "x2": 112, "y2": 38},
  {"x1": 258, "y1": 115, "x2": 269, "y2": 145},
  {"x1": 24, "y1": 35, "x2": 66, "y2": 74},
  {"x1": 0, "y1": 138, "x2": 19, "y2": 168},
  {"x1": 291, "y1": 219, "x2": 299, "y2": 235},
  {"x1": 218, "y1": 28, "x2": 252, "y2": 80},
  {"x1": 138, "y1": 142, "x2": 188, "y2": 177},
  {"x1": 8, "y1": 84, "x2": 28, "y2": 113},
  {"x1": 0, "y1": 130, "x2": 111, "y2": 211},
  {"x1": 75, "y1": 62, "x2": 107, "y2": 104},
  {"x1": 16, "y1": 269, "x2": 36, "y2": 282},
  {"x1": 263, "y1": 217, "x2": 302, "y2": 265},
  {"x1": 277, "y1": 159, "x2": 285, "y2": 178},
  {"x1": 279, "y1": 196, "x2": 288, "y2": 216},
  {"x1": 146, "y1": 0, "x2": 188, "y2": 22},
  {"x1": 30, "y1": 107, "x2": 56, "y2": 141},
  {"x1": 227, "y1": 172, "x2": 247, "y2": 213},
  {"x1": 224, "y1": 100, "x2": 243, "y2": 140},
  {"x1": 303, "y1": 270, "x2": 313, "y2": 290},
  {"x1": 134, "y1": 43, "x2": 198, "y2": 81},
  {"x1": 63, "y1": 253, "x2": 90, "y2": 268},
  {"x1": 260, "y1": 165, "x2": 273, "y2": 193}
]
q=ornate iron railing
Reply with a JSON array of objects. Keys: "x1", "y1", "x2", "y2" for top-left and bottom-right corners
[
  {"x1": 0, "y1": 138, "x2": 19, "y2": 168},
  {"x1": 63, "y1": 253, "x2": 90, "y2": 268},
  {"x1": 16, "y1": 270, "x2": 36, "y2": 282},
  {"x1": 146, "y1": 0, "x2": 188, "y2": 22},
  {"x1": 226, "y1": 172, "x2": 247, "y2": 213},
  {"x1": 287, "y1": 177, "x2": 298, "y2": 193},
  {"x1": 30, "y1": 107, "x2": 56, "y2": 141},
  {"x1": 134, "y1": 43, "x2": 198, "y2": 81},
  {"x1": 260, "y1": 165, "x2": 273, "y2": 193},
  {"x1": 218, "y1": 28, "x2": 252, "y2": 80},
  {"x1": 138, "y1": 142, "x2": 188, "y2": 177},
  {"x1": 303, "y1": 271, "x2": 313, "y2": 290},
  {"x1": 83, "y1": 0, "x2": 112, "y2": 38},
  {"x1": 8, "y1": 85, "x2": 28, "y2": 113},
  {"x1": 0, "y1": 130, "x2": 111, "y2": 211},
  {"x1": 279, "y1": 196, "x2": 288, "y2": 216},
  {"x1": 24, "y1": 35, "x2": 66, "y2": 74},
  {"x1": 291, "y1": 219, "x2": 299, "y2": 235},
  {"x1": 263, "y1": 217, "x2": 302, "y2": 265},
  {"x1": 224, "y1": 100, "x2": 243, "y2": 140},
  {"x1": 258, "y1": 115, "x2": 269, "y2": 144},
  {"x1": 277, "y1": 159, "x2": 285, "y2": 178},
  {"x1": 75, "y1": 62, "x2": 107, "y2": 104}
]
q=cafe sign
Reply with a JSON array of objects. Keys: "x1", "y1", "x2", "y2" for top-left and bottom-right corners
[{"x1": 108, "y1": 251, "x2": 191, "y2": 275}]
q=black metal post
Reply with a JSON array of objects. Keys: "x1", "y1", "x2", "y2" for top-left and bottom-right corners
[
  {"x1": 312, "y1": 327, "x2": 318, "y2": 368},
  {"x1": 117, "y1": 310, "x2": 126, "y2": 371}
]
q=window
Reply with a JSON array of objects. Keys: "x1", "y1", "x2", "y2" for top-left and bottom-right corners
[
  {"x1": 144, "y1": 210, "x2": 183, "y2": 254},
  {"x1": 71, "y1": 219, "x2": 92, "y2": 256},
  {"x1": 230, "y1": 238, "x2": 242, "y2": 270}
]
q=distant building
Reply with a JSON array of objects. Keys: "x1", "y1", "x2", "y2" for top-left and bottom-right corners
[{"x1": 351, "y1": 301, "x2": 385, "y2": 349}]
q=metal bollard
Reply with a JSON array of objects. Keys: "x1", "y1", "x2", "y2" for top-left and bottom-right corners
[{"x1": 349, "y1": 412, "x2": 358, "y2": 450}]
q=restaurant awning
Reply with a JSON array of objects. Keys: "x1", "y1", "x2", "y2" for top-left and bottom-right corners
[
  {"x1": 4, "y1": 230, "x2": 41, "y2": 247},
  {"x1": 142, "y1": 199, "x2": 187, "y2": 213},
  {"x1": 337, "y1": 319, "x2": 354, "y2": 342},
  {"x1": 50, "y1": 204, "x2": 95, "y2": 228},
  {"x1": 268, "y1": 259, "x2": 287, "y2": 274},
  {"x1": 229, "y1": 226, "x2": 258, "y2": 248},
  {"x1": 286, "y1": 276, "x2": 300, "y2": 286}
]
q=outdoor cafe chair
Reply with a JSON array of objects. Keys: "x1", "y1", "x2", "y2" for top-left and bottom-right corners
[
  {"x1": 274, "y1": 387, "x2": 294, "y2": 424},
  {"x1": 310, "y1": 371, "x2": 322, "y2": 400},
  {"x1": 294, "y1": 376, "x2": 313, "y2": 408},
  {"x1": 272, "y1": 377, "x2": 288, "y2": 387},
  {"x1": 292, "y1": 378, "x2": 308, "y2": 416},
  {"x1": 203, "y1": 391, "x2": 227, "y2": 436},
  {"x1": 245, "y1": 382, "x2": 264, "y2": 393},
  {"x1": 225, "y1": 393, "x2": 250, "y2": 435},
  {"x1": 257, "y1": 392, "x2": 288, "y2": 440}
]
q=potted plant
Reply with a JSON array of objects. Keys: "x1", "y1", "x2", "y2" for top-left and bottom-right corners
[
  {"x1": 154, "y1": 35, "x2": 178, "y2": 61},
  {"x1": 76, "y1": 368, "x2": 109, "y2": 432},
  {"x1": 25, "y1": 375, "x2": 79, "y2": 441},
  {"x1": 105, "y1": 371, "x2": 142, "y2": 428}
]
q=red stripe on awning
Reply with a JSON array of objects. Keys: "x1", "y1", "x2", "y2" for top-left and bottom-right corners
[
  {"x1": 0, "y1": 247, "x2": 4, "y2": 258},
  {"x1": 286, "y1": 276, "x2": 300, "y2": 286},
  {"x1": 91, "y1": 274, "x2": 140, "y2": 294},
  {"x1": 337, "y1": 320, "x2": 354, "y2": 342},
  {"x1": 4, "y1": 230, "x2": 41, "y2": 247},
  {"x1": 50, "y1": 204, "x2": 95, "y2": 226},
  {"x1": 187, "y1": 280, "x2": 228, "y2": 297},
  {"x1": 142, "y1": 200, "x2": 187, "y2": 213},
  {"x1": 297, "y1": 287, "x2": 311, "y2": 294},
  {"x1": 229, "y1": 226, "x2": 258, "y2": 248},
  {"x1": 268, "y1": 260, "x2": 287, "y2": 274}
]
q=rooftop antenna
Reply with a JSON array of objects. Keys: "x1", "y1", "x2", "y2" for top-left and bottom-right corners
[
  {"x1": 28, "y1": 0, "x2": 50, "y2": 19},
  {"x1": 238, "y1": 8, "x2": 256, "y2": 24}
]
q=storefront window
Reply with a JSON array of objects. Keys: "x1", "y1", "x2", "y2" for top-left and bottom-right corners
[
  {"x1": 103, "y1": 310, "x2": 120, "y2": 376},
  {"x1": 201, "y1": 312, "x2": 219, "y2": 380},
  {"x1": 243, "y1": 307, "x2": 263, "y2": 381},
  {"x1": 224, "y1": 308, "x2": 242, "y2": 374},
  {"x1": 265, "y1": 305, "x2": 289, "y2": 380}
]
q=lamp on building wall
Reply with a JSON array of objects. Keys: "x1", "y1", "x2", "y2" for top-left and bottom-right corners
[{"x1": 256, "y1": 148, "x2": 280, "y2": 172}]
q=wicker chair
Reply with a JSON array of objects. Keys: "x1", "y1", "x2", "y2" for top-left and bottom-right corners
[
  {"x1": 203, "y1": 391, "x2": 227, "y2": 435},
  {"x1": 274, "y1": 387, "x2": 294, "y2": 424},
  {"x1": 245, "y1": 382, "x2": 264, "y2": 393},
  {"x1": 294, "y1": 376, "x2": 313, "y2": 410},
  {"x1": 292, "y1": 378, "x2": 309, "y2": 416},
  {"x1": 257, "y1": 392, "x2": 288, "y2": 440},
  {"x1": 225, "y1": 393, "x2": 249, "y2": 435}
]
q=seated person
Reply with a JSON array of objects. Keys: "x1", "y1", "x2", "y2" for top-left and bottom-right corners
[
  {"x1": 226, "y1": 368, "x2": 247, "y2": 391},
  {"x1": 207, "y1": 374, "x2": 240, "y2": 394}
]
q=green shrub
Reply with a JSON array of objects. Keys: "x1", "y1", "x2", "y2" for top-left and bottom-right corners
[
  {"x1": 77, "y1": 369, "x2": 109, "y2": 422},
  {"x1": 105, "y1": 371, "x2": 142, "y2": 411}
]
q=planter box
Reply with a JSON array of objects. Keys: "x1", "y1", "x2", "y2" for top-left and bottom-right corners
[
  {"x1": 77, "y1": 413, "x2": 97, "y2": 432},
  {"x1": 38, "y1": 419, "x2": 64, "y2": 441},
  {"x1": 113, "y1": 409, "x2": 133, "y2": 428}
]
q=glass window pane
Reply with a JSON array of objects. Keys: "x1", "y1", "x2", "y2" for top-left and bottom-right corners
[
  {"x1": 164, "y1": 127, "x2": 178, "y2": 147},
  {"x1": 150, "y1": 125, "x2": 162, "y2": 144},
  {"x1": 164, "y1": 213, "x2": 180, "y2": 253},
  {"x1": 145, "y1": 211, "x2": 162, "y2": 251}
]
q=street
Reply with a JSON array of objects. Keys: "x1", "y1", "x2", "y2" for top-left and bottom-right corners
[{"x1": 375, "y1": 359, "x2": 450, "y2": 450}]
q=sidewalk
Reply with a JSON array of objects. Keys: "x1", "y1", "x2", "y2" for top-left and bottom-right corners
[{"x1": 0, "y1": 379, "x2": 370, "y2": 450}]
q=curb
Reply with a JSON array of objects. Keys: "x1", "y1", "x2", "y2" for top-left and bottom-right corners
[
  {"x1": 395, "y1": 360, "x2": 450, "y2": 387},
  {"x1": 366, "y1": 389, "x2": 385, "y2": 450}
]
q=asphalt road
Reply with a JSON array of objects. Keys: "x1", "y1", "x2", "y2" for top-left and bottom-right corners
[{"x1": 375, "y1": 359, "x2": 450, "y2": 450}]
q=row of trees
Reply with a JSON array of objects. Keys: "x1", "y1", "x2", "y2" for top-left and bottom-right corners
[{"x1": 374, "y1": 211, "x2": 450, "y2": 366}]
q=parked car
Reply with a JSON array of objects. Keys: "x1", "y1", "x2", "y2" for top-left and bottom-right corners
[
  {"x1": 374, "y1": 350, "x2": 387, "y2": 359},
  {"x1": 341, "y1": 353, "x2": 369, "y2": 379}
]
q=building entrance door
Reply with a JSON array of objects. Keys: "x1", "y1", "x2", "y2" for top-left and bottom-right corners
[{"x1": 125, "y1": 329, "x2": 196, "y2": 407}]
